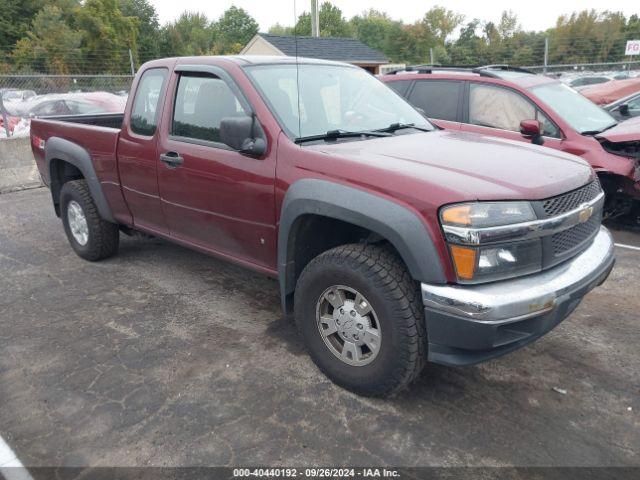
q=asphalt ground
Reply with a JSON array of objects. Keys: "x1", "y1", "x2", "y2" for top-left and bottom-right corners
[{"x1": 0, "y1": 188, "x2": 638, "y2": 470}]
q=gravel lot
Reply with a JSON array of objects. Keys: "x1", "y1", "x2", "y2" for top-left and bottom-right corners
[{"x1": 0, "y1": 187, "x2": 638, "y2": 468}]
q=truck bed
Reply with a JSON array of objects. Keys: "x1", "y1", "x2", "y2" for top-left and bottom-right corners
[
  {"x1": 37, "y1": 112, "x2": 124, "y2": 129},
  {"x1": 30, "y1": 114, "x2": 122, "y2": 200}
]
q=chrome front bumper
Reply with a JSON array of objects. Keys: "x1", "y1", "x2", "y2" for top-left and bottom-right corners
[{"x1": 421, "y1": 227, "x2": 615, "y2": 365}]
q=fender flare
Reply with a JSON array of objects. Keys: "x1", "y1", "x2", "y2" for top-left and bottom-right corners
[
  {"x1": 278, "y1": 179, "x2": 446, "y2": 304},
  {"x1": 45, "y1": 136, "x2": 115, "y2": 223}
]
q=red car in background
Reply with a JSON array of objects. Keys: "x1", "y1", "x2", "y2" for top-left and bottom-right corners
[
  {"x1": 1, "y1": 92, "x2": 127, "y2": 137},
  {"x1": 580, "y1": 77, "x2": 640, "y2": 105},
  {"x1": 381, "y1": 66, "x2": 640, "y2": 219},
  {"x1": 7, "y1": 91, "x2": 127, "y2": 117}
]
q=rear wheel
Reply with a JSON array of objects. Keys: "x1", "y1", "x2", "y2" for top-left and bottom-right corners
[
  {"x1": 60, "y1": 179, "x2": 119, "y2": 261},
  {"x1": 294, "y1": 243, "x2": 426, "y2": 397}
]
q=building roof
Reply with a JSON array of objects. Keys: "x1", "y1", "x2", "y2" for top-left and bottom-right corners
[{"x1": 254, "y1": 33, "x2": 389, "y2": 64}]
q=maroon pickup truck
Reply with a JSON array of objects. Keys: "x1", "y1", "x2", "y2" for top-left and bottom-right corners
[{"x1": 30, "y1": 56, "x2": 615, "y2": 397}]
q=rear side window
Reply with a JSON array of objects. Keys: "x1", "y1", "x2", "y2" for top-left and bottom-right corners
[
  {"x1": 469, "y1": 83, "x2": 535, "y2": 132},
  {"x1": 408, "y1": 81, "x2": 462, "y2": 121},
  {"x1": 386, "y1": 80, "x2": 411, "y2": 97},
  {"x1": 130, "y1": 68, "x2": 167, "y2": 136},
  {"x1": 171, "y1": 74, "x2": 248, "y2": 143}
]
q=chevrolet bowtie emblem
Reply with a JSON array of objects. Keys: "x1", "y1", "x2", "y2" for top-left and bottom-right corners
[{"x1": 578, "y1": 204, "x2": 594, "y2": 223}]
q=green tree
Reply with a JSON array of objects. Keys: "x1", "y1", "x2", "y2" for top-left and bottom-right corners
[
  {"x1": 0, "y1": 0, "x2": 81, "y2": 46},
  {"x1": 627, "y1": 14, "x2": 640, "y2": 39},
  {"x1": 350, "y1": 9, "x2": 392, "y2": 53},
  {"x1": 549, "y1": 10, "x2": 628, "y2": 64},
  {"x1": 295, "y1": 2, "x2": 351, "y2": 37},
  {"x1": 119, "y1": 0, "x2": 160, "y2": 64},
  {"x1": 497, "y1": 11, "x2": 519, "y2": 39},
  {"x1": 0, "y1": 0, "x2": 44, "y2": 47},
  {"x1": 268, "y1": 23, "x2": 294, "y2": 36},
  {"x1": 75, "y1": 0, "x2": 138, "y2": 73},
  {"x1": 382, "y1": 21, "x2": 415, "y2": 63},
  {"x1": 159, "y1": 12, "x2": 212, "y2": 57},
  {"x1": 211, "y1": 6, "x2": 259, "y2": 54},
  {"x1": 449, "y1": 19, "x2": 489, "y2": 65},
  {"x1": 12, "y1": 5, "x2": 83, "y2": 74},
  {"x1": 422, "y1": 6, "x2": 464, "y2": 44}
]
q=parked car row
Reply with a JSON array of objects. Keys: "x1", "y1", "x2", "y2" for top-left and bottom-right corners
[
  {"x1": 1, "y1": 91, "x2": 127, "y2": 138},
  {"x1": 560, "y1": 71, "x2": 638, "y2": 90},
  {"x1": 381, "y1": 65, "x2": 640, "y2": 220}
]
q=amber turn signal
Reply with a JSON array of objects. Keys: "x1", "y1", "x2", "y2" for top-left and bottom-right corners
[
  {"x1": 450, "y1": 245, "x2": 477, "y2": 280},
  {"x1": 441, "y1": 204, "x2": 472, "y2": 226}
]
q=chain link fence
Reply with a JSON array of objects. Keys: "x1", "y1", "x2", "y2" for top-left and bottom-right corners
[
  {"x1": 0, "y1": 74, "x2": 133, "y2": 95},
  {"x1": 523, "y1": 60, "x2": 640, "y2": 76},
  {"x1": 1, "y1": 74, "x2": 133, "y2": 139}
]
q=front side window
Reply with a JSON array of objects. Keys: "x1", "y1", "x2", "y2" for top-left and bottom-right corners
[
  {"x1": 245, "y1": 64, "x2": 432, "y2": 139},
  {"x1": 131, "y1": 68, "x2": 167, "y2": 136},
  {"x1": 627, "y1": 95, "x2": 640, "y2": 109},
  {"x1": 408, "y1": 80, "x2": 462, "y2": 122},
  {"x1": 537, "y1": 110, "x2": 560, "y2": 138},
  {"x1": 469, "y1": 83, "x2": 535, "y2": 132},
  {"x1": 172, "y1": 74, "x2": 247, "y2": 143},
  {"x1": 530, "y1": 82, "x2": 617, "y2": 134}
]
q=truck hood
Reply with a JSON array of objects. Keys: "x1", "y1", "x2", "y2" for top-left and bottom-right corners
[
  {"x1": 307, "y1": 130, "x2": 594, "y2": 201},
  {"x1": 595, "y1": 117, "x2": 640, "y2": 143}
]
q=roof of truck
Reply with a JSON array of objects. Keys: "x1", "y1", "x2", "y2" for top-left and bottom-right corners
[{"x1": 142, "y1": 55, "x2": 353, "y2": 70}]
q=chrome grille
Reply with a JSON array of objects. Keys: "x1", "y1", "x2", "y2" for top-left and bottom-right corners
[
  {"x1": 542, "y1": 181, "x2": 601, "y2": 217},
  {"x1": 551, "y1": 213, "x2": 601, "y2": 256}
]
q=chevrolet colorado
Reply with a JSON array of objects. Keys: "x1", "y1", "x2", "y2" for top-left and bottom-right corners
[{"x1": 30, "y1": 56, "x2": 615, "y2": 397}]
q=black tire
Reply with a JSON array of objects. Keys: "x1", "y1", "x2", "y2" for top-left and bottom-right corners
[
  {"x1": 294, "y1": 243, "x2": 426, "y2": 397},
  {"x1": 60, "y1": 179, "x2": 119, "y2": 261}
]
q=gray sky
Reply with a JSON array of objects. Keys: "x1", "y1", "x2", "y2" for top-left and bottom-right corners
[{"x1": 149, "y1": 0, "x2": 639, "y2": 33}]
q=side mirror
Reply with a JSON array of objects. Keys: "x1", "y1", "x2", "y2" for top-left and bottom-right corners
[
  {"x1": 520, "y1": 119, "x2": 544, "y2": 146},
  {"x1": 618, "y1": 104, "x2": 630, "y2": 116},
  {"x1": 219, "y1": 115, "x2": 266, "y2": 157}
]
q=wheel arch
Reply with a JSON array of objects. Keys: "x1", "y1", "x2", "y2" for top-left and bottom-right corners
[
  {"x1": 45, "y1": 137, "x2": 115, "y2": 222},
  {"x1": 278, "y1": 179, "x2": 446, "y2": 314}
]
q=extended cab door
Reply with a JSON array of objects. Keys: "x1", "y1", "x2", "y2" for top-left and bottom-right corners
[
  {"x1": 118, "y1": 66, "x2": 171, "y2": 233},
  {"x1": 405, "y1": 79, "x2": 464, "y2": 130},
  {"x1": 156, "y1": 65, "x2": 277, "y2": 270},
  {"x1": 459, "y1": 82, "x2": 563, "y2": 148}
]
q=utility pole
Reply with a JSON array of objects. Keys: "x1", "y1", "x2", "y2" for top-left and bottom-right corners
[
  {"x1": 430, "y1": 48, "x2": 434, "y2": 65},
  {"x1": 311, "y1": 0, "x2": 319, "y2": 37},
  {"x1": 128, "y1": 49, "x2": 135, "y2": 76},
  {"x1": 543, "y1": 37, "x2": 549, "y2": 75}
]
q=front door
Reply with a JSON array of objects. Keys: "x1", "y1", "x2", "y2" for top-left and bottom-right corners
[
  {"x1": 118, "y1": 66, "x2": 171, "y2": 233},
  {"x1": 157, "y1": 67, "x2": 277, "y2": 270}
]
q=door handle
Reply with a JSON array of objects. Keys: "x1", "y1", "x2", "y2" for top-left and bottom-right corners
[{"x1": 159, "y1": 151, "x2": 184, "y2": 168}]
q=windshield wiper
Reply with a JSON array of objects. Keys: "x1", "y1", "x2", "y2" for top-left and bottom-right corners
[
  {"x1": 581, "y1": 122, "x2": 618, "y2": 135},
  {"x1": 376, "y1": 122, "x2": 432, "y2": 133},
  {"x1": 295, "y1": 129, "x2": 391, "y2": 144}
]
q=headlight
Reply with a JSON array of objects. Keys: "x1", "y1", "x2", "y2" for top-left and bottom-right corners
[
  {"x1": 441, "y1": 202, "x2": 536, "y2": 227},
  {"x1": 440, "y1": 202, "x2": 541, "y2": 284},
  {"x1": 448, "y1": 240, "x2": 542, "y2": 283}
]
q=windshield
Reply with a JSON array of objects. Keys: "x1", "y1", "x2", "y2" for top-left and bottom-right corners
[
  {"x1": 245, "y1": 63, "x2": 432, "y2": 140},
  {"x1": 529, "y1": 82, "x2": 617, "y2": 134}
]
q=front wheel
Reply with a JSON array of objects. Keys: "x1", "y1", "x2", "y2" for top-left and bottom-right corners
[
  {"x1": 294, "y1": 244, "x2": 426, "y2": 397},
  {"x1": 60, "y1": 179, "x2": 119, "y2": 261}
]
